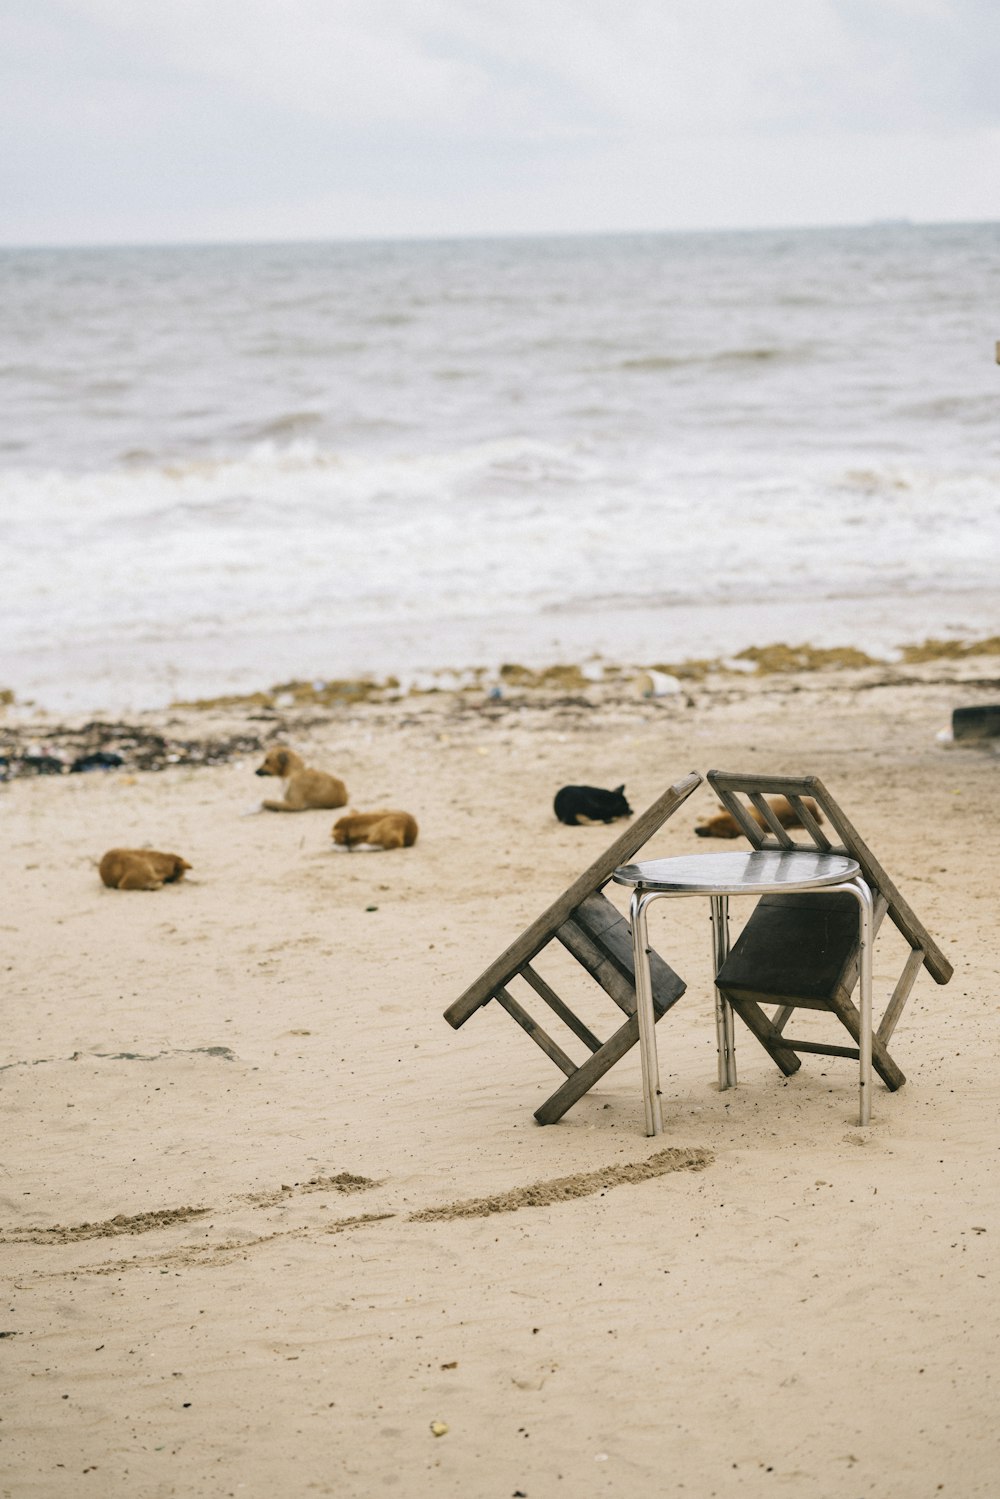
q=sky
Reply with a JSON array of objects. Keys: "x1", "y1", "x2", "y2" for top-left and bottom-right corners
[{"x1": 2, "y1": 0, "x2": 999, "y2": 247}]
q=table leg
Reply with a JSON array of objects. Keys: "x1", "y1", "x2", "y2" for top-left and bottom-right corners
[
  {"x1": 850, "y1": 877, "x2": 874, "y2": 1126},
  {"x1": 629, "y1": 890, "x2": 663, "y2": 1136},
  {"x1": 710, "y1": 895, "x2": 737, "y2": 1089},
  {"x1": 828, "y1": 876, "x2": 874, "y2": 1124}
]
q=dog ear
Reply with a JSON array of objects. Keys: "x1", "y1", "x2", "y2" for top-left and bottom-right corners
[
  {"x1": 614, "y1": 784, "x2": 625, "y2": 794},
  {"x1": 275, "y1": 749, "x2": 289, "y2": 775}
]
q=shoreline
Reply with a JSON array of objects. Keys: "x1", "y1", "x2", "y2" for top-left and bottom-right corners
[
  {"x1": 4, "y1": 584, "x2": 999, "y2": 717},
  {"x1": 3, "y1": 627, "x2": 999, "y2": 723},
  {"x1": 2, "y1": 637, "x2": 998, "y2": 781}
]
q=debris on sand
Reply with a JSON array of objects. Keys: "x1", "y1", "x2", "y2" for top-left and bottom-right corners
[{"x1": 0, "y1": 720, "x2": 269, "y2": 781}]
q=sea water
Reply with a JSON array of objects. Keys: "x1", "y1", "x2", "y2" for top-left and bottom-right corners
[{"x1": 1, "y1": 223, "x2": 998, "y2": 712}]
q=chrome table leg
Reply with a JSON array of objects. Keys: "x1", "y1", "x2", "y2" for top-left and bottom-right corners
[
  {"x1": 629, "y1": 889, "x2": 663, "y2": 1136},
  {"x1": 710, "y1": 894, "x2": 737, "y2": 1089}
]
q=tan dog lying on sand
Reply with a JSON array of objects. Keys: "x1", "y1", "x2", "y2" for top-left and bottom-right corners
[
  {"x1": 255, "y1": 747, "x2": 347, "y2": 812},
  {"x1": 332, "y1": 810, "x2": 418, "y2": 851},
  {"x1": 99, "y1": 848, "x2": 191, "y2": 890},
  {"x1": 695, "y1": 796, "x2": 823, "y2": 839}
]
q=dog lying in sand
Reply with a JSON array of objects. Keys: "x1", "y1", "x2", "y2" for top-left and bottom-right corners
[
  {"x1": 255, "y1": 747, "x2": 347, "y2": 812},
  {"x1": 332, "y1": 810, "x2": 418, "y2": 851},
  {"x1": 695, "y1": 795, "x2": 824, "y2": 839},
  {"x1": 99, "y1": 848, "x2": 191, "y2": 890},
  {"x1": 554, "y1": 783, "x2": 632, "y2": 826}
]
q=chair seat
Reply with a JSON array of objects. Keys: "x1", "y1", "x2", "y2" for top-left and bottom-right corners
[{"x1": 715, "y1": 891, "x2": 863, "y2": 1009}]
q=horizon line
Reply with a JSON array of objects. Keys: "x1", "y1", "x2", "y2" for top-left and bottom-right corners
[{"x1": 2, "y1": 214, "x2": 998, "y2": 256}]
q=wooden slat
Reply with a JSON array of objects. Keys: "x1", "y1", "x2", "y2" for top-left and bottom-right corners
[
  {"x1": 801, "y1": 779, "x2": 952, "y2": 985},
  {"x1": 822, "y1": 989, "x2": 906, "y2": 1090},
  {"x1": 722, "y1": 995, "x2": 802, "y2": 1076},
  {"x1": 569, "y1": 891, "x2": 686, "y2": 1012},
  {"x1": 519, "y1": 963, "x2": 602, "y2": 1053},
  {"x1": 556, "y1": 916, "x2": 639, "y2": 1013},
  {"x1": 772, "y1": 1004, "x2": 795, "y2": 1033},
  {"x1": 713, "y1": 788, "x2": 768, "y2": 847},
  {"x1": 732, "y1": 991, "x2": 842, "y2": 1012},
  {"x1": 709, "y1": 770, "x2": 821, "y2": 799},
  {"x1": 533, "y1": 1013, "x2": 645, "y2": 1124},
  {"x1": 786, "y1": 794, "x2": 831, "y2": 850},
  {"x1": 877, "y1": 946, "x2": 926, "y2": 1045},
  {"x1": 494, "y1": 987, "x2": 576, "y2": 1076},
  {"x1": 748, "y1": 791, "x2": 795, "y2": 848},
  {"x1": 781, "y1": 1039, "x2": 860, "y2": 1060},
  {"x1": 568, "y1": 889, "x2": 624, "y2": 939},
  {"x1": 444, "y1": 772, "x2": 702, "y2": 1028}
]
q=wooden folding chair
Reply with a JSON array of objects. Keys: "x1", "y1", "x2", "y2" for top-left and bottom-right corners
[
  {"x1": 444, "y1": 773, "x2": 702, "y2": 1123},
  {"x1": 705, "y1": 769, "x2": 953, "y2": 1093}
]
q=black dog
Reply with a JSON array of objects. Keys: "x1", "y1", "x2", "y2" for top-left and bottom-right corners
[{"x1": 554, "y1": 784, "x2": 632, "y2": 826}]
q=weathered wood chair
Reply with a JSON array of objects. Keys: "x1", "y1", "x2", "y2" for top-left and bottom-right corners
[
  {"x1": 444, "y1": 773, "x2": 702, "y2": 1123},
  {"x1": 705, "y1": 769, "x2": 953, "y2": 1094}
]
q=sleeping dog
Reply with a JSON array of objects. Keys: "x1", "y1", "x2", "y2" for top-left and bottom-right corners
[
  {"x1": 332, "y1": 810, "x2": 418, "y2": 851},
  {"x1": 695, "y1": 795, "x2": 823, "y2": 839},
  {"x1": 99, "y1": 848, "x2": 191, "y2": 890},
  {"x1": 554, "y1": 784, "x2": 632, "y2": 826}
]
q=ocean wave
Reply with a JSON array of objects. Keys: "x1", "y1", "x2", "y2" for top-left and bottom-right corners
[
  {"x1": 0, "y1": 436, "x2": 609, "y2": 548},
  {"x1": 237, "y1": 410, "x2": 325, "y2": 442},
  {"x1": 3, "y1": 441, "x2": 998, "y2": 537},
  {"x1": 3, "y1": 444, "x2": 997, "y2": 655},
  {"x1": 619, "y1": 345, "x2": 804, "y2": 374},
  {"x1": 618, "y1": 355, "x2": 689, "y2": 372},
  {"x1": 896, "y1": 393, "x2": 1000, "y2": 428}
]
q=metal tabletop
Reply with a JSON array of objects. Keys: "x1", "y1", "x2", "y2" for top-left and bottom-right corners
[{"x1": 612, "y1": 848, "x2": 861, "y2": 897}]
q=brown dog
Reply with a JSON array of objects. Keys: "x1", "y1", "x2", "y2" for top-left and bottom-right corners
[
  {"x1": 99, "y1": 848, "x2": 191, "y2": 890},
  {"x1": 332, "y1": 810, "x2": 418, "y2": 851},
  {"x1": 695, "y1": 796, "x2": 823, "y2": 839},
  {"x1": 255, "y1": 747, "x2": 347, "y2": 812}
]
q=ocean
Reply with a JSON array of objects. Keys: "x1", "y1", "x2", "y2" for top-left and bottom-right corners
[{"x1": 1, "y1": 222, "x2": 998, "y2": 713}]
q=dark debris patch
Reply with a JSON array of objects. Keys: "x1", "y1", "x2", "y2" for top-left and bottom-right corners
[{"x1": 0, "y1": 720, "x2": 274, "y2": 781}]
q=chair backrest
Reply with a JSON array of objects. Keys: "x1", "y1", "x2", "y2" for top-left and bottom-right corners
[{"x1": 706, "y1": 769, "x2": 953, "y2": 988}]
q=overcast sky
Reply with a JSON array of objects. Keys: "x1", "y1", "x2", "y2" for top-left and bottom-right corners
[{"x1": 2, "y1": 0, "x2": 999, "y2": 247}]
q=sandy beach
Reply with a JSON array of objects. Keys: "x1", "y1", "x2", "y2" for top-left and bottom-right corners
[{"x1": 3, "y1": 649, "x2": 1000, "y2": 1498}]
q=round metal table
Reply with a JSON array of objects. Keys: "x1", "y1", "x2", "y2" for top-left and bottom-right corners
[{"x1": 612, "y1": 849, "x2": 874, "y2": 1135}]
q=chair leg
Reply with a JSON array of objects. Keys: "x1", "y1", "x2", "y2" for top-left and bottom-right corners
[
  {"x1": 720, "y1": 993, "x2": 802, "y2": 1076},
  {"x1": 533, "y1": 1011, "x2": 643, "y2": 1125}
]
